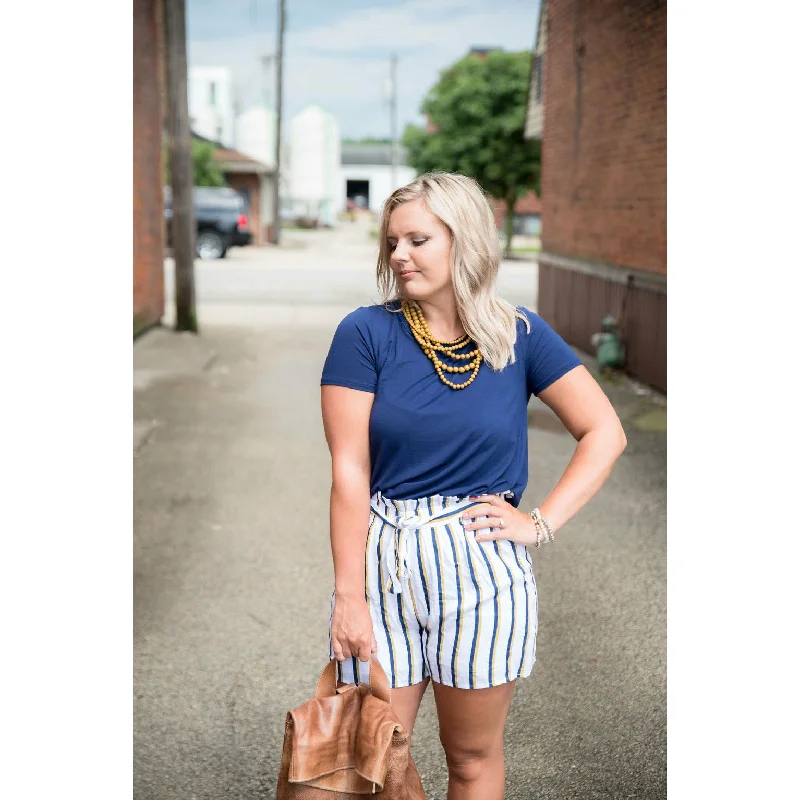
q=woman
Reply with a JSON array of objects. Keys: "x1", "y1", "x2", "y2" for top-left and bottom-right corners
[{"x1": 320, "y1": 173, "x2": 626, "y2": 799}]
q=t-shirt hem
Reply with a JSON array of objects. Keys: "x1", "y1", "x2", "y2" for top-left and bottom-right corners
[{"x1": 321, "y1": 377, "x2": 377, "y2": 393}]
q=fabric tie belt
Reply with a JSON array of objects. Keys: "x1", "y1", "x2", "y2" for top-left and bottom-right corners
[{"x1": 369, "y1": 497, "x2": 482, "y2": 595}]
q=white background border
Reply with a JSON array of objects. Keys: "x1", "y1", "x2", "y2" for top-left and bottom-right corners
[{"x1": 2, "y1": 1, "x2": 799, "y2": 797}]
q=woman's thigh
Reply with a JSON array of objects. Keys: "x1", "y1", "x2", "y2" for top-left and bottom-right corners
[
  {"x1": 391, "y1": 678, "x2": 430, "y2": 737},
  {"x1": 432, "y1": 680, "x2": 516, "y2": 758}
]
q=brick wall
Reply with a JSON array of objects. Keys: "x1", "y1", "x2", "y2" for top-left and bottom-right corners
[
  {"x1": 133, "y1": 0, "x2": 165, "y2": 336},
  {"x1": 542, "y1": 0, "x2": 666, "y2": 274}
]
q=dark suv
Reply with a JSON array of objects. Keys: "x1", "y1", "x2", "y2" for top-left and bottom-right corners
[{"x1": 164, "y1": 186, "x2": 253, "y2": 260}]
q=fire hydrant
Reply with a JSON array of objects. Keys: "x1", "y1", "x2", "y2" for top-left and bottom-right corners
[{"x1": 591, "y1": 315, "x2": 626, "y2": 370}]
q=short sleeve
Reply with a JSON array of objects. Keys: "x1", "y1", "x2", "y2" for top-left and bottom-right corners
[
  {"x1": 321, "y1": 308, "x2": 379, "y2": 393},
  {"x1": 519, "y1": 308, "x2": 582, "y2": 396}
]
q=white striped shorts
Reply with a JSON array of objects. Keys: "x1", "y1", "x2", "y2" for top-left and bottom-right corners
[{"x1": 328, "y1": 491, "x2": 538, "y2": 690}]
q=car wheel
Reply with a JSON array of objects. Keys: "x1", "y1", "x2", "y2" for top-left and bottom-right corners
[{"x1": 196, "y1": 231, "x2": 225, "y2": 260}]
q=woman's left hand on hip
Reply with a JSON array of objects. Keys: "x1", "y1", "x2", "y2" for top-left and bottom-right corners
[{"x1": 461, "y1": 494, "x2": 536, "y2": 545}]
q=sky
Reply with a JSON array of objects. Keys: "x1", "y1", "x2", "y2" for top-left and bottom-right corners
[{"x1": 187, "y1": 0, "x2": 542, "y2": 140}]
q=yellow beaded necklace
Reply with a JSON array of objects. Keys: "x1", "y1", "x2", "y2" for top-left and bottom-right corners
[{"x1": 401, "y1": 301, "x2": 483, "y2": 389}]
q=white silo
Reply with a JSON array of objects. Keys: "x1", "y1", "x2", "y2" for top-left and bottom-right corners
[
  {"x1": 234, "y1": 105, "x2": 277, "y2": 168},
  {"x1": 289, "y1": 105, "x2": 341, "y2": 227}
]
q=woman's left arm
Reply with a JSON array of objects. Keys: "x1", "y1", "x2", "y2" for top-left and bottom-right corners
[
  {"x1": 532, "y1": 365, "x2": 627, "y2": 533},
  {"x1": 463, "y1": 365, "x2": 627, "y2": 542}
]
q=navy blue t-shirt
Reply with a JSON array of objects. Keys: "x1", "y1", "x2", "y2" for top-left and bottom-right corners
[{"x1": 320, "y1": 302, "x2": 581, "y2": 507}]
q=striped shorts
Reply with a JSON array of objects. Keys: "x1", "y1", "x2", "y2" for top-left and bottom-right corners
[{"x1": 328, "y1": 491, "x2": 538, "y2": 690}]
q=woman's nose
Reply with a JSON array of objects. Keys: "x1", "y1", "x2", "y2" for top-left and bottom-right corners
[{"x1": 392, "y1": 241, "x2": 409, "y2": 262}]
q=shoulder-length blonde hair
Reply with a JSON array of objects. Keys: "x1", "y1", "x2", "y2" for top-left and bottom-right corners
[{"x1": 376, "y1": 172, "x2": 530, "y2": 371}]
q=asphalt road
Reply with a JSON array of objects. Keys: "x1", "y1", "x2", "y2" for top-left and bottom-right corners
[{"x1": 135, "y1": 221, "x2": 666, "y2": 799}]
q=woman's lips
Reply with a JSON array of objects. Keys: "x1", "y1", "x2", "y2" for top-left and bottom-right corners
[{"x1": 398, "y1": 270, "x2": 417, "y2": 280}]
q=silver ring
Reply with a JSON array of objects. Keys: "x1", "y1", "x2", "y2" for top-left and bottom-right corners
[{"x1": 499, "y1": 518, "x2": 505, "y2": 528}]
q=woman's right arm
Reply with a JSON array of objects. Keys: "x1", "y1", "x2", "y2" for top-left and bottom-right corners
[{"x1": 321, "y1": 384, "x2": 378, "y2": 664}]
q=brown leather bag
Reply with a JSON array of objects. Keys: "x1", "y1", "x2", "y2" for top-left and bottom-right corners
[{"x1": 275, "y1": 657, "x2": 427, "y2": 798}]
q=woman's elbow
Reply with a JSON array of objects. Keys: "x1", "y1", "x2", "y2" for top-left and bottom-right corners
[
  {"x1": 590, "y1": 416, "x2": 626, "y2": 460},
  {"x1": 610, "y1": 416, "x2": 627, "y2": 459},
  {"x1": 618, "y1": 423, "x2": 628, "y2": 456}
]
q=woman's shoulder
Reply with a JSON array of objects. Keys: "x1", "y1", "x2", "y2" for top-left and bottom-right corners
[
  {"x1": 514, "y1": 305, "x2": 542, "y2": 335},
  {"x1": 335, "y1": 301, "x2": 401, "y2": 334}
]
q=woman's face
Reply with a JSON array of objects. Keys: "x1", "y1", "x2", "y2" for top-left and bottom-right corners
[{"x1": 387, "y1": 199, "x2": 453, "y2": 303}]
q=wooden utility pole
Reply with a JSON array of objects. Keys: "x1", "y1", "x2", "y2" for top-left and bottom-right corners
[
  {"x1": 270, "y1": 0, "x2": 285, "y2": 245},
  {"x1": 164, "y1": 0, "x2": 197, "y2": 332},
  {"x1": 390, "y1": 53, "x2": 397, "y2": 189}
]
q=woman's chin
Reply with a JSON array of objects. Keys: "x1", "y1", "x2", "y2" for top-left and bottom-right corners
[{"x1": 400, "y1": 282, "x2": 435, "y2": 302}]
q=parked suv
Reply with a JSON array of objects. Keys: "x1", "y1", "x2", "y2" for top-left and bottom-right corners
[{"x1": 164, "y1": 186, "x2": 253, "y2": 260}]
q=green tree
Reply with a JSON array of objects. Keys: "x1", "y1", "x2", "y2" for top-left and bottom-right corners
[
  {"x1": 403, "y1": 50, "x2": 541, "y2": 257},
  {"x1": 162, "y1": 139, "x2": 227, "y2": 187},
  {"x1": 190, "y1": 139, "x2": 226, "y2": 186}
]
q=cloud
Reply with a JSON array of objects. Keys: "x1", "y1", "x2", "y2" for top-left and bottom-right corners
[{"x1": 188, "y1": 0, "x2": 540, "y2": 137}]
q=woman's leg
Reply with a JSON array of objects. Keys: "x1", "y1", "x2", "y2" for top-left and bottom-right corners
[
  {"x1": 390, "y1": 678, "x2": 430, "y2": 739},
  {"x1": 432, "y1": 680, "x2": 516, "y2": 800}
]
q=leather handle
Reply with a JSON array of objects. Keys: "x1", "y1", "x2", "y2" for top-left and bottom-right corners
[{"x1": 316, "y1": 657, "x2": 392, "y2": 704}]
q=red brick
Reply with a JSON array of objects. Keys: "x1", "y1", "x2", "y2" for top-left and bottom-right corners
[
  {"x1": 541, "y1": 0, "x2": 666, "y2": 275},
  {"x1": 133, "y1": 0, "x2": 165, "y2": 335}
]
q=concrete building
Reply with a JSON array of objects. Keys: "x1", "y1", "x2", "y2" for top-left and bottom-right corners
[
  {"x1": 188, "y1": 66, "x2": 235, "y2": 148},
  {"x1": 339, "y1": 143, "x2": 416, "y2": 216},
  {"x1": 525, "y1": 0, "x2": 666, "y2": 392}
]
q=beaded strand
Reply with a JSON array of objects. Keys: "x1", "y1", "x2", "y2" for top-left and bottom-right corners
[{"x1": 401, "y1": 301, "x2": 483, "y2": 390}]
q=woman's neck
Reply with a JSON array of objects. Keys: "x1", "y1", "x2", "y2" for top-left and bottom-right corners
[{"x1": 414, "y1": 296, "x2": 465, "y2": 341}]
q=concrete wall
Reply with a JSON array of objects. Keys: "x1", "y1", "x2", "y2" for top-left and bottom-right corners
[{"x1": 133, "y1": 0, "x2": 165, "y2": 336}]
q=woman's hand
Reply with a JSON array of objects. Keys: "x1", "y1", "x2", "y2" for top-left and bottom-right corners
[
  {"x1": 330, "y1": 590, "x2": 378, "y2": 663},
  {"x1": 460, "y1": 493, "x2": 539, "y2": 546}
]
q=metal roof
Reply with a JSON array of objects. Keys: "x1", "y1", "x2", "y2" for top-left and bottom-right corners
[{"x1": 341, "y1": 144, "x2": 409, "y2": 166}]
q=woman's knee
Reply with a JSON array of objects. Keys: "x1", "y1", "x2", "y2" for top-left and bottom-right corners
[{"x1": 442, "y1": 744, "x2": 503, "y2": 784}]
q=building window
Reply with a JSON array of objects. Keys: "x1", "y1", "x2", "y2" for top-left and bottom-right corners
[
  {"x1": 209, "y1": 82, "x2": 217, "y2": 108},
  {"x1": 534, "y1": 54, "x2": 544, "y2": 103},
  {"x1": 216, "y1": 126, "x2": 223, "y2": 142}
]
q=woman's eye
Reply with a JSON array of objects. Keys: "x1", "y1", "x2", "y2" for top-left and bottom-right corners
[
  {"x1": 412, "y1": 239, "x2": 428, "y2": 247},
  {"x1": 388, "y1": 243, "x2": 397, "y2": 252}
]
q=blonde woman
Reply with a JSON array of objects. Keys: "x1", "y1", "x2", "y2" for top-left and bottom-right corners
[{"x1": 321, "y1": 173, "x2": 626, "y2": 799}]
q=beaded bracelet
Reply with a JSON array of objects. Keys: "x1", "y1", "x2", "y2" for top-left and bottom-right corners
[{"x1": 528, "y1": 508, "x2": 555, "y2": 547}]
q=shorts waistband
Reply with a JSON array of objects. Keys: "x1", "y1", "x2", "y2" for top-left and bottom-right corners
[
  {"x1": 370, "y1": 491, "x2": 479, "y2": 528},
  {"x1": 369, "y1": 492, "x2": 487, "y2": 596}
]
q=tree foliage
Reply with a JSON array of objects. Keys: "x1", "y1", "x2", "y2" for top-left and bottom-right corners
[
  {"x1": 403, "y1": 50, "x2": 541, "y2": 255},
  {"x1": 162, "y1": 138, "x2": 227, "y2": 188},
  {"x1": 190, "y1": 139, "x2": 227, "y2": 187}
]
